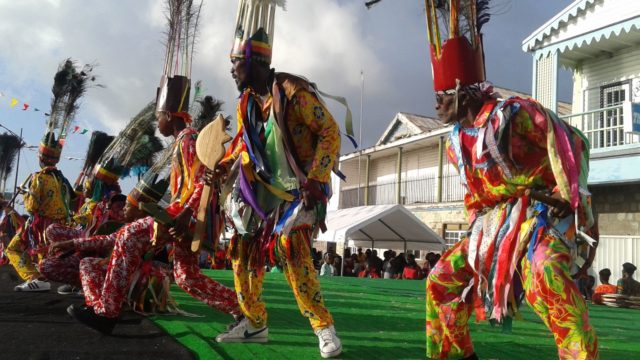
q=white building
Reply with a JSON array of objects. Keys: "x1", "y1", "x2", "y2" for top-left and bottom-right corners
[{"x1": 523, "y1": 0, "x2": 640, "y2": 282}]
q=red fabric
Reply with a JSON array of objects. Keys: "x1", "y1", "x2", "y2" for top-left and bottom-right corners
[{"x1": 403, "y1": 266, "x2": 423, "y2": 280}]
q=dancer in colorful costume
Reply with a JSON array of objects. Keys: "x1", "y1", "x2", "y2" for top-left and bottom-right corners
[
  {"x1": 0, "y1": 197, "x2": 24, "y2": 265},
  {"x1": 49, "y1": 168, "x2": 178, "y2": 315},
  {"x1": 419, "y1": 1, "x2": 599, "y2": 359},
  {"x1": 40, "y1": 122, "x2": 162, "y2": 293},
  {"x1": 67, "y1": 0, "x2": 241, "y2": 334},
  {"x1": 214, "y1": 2, "x2": 349, "y2": 358},
  {"x1": 7, "y1": 59, "x2": 96, "y2": 292}
]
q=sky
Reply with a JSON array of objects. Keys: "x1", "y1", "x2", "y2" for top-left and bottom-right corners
[{"x1": 0, "y1": 0, "x2": 575, "y2": 203}]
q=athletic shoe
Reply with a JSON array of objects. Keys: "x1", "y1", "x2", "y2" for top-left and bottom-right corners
[
  {"x1": 215, "y1": 317, "x2": 268, "y2": 343},
  {"x1": 226, "y1": 314, "x2": 245, "y2": 331},
  {"x1": 67, "y1": 304, "x2": 117, "y2": 335},
  {"x1": 315, "y1": 325, "x2": 342, "y2": 358},
  {"x1": 57, "y1": 284, "x2": 74, "y2": 295},
  {"x1": 14, "y1": 279, "x2": 51, "y2": 292}
]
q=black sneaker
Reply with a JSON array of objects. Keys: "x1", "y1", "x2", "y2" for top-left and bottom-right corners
[
  {"x1": 57, "y1": 284, "x2": 74, "y2": 295},
  {"x1": 67, "y1": 304, "x2": 117, "y2": 335}
]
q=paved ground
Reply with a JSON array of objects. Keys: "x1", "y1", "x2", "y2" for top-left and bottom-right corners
[{"x1": 0, "y1": 266, "x2": 194, "y2": 360}]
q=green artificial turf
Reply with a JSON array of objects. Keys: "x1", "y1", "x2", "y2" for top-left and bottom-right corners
[{"x1": 151, "y1": 270, "x2": 640, "y2": 360}]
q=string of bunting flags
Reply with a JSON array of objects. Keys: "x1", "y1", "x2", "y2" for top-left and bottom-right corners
[{"x1": 0, "y1": 91, "x2": 90, "y2": 135}]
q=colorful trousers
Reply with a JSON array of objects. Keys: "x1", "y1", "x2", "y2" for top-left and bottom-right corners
[
  {"x1": 36, "y1": 224, "x2": 87, "y2": 286},
  {"x1": 85, "y1": 217, "x2": 240, "y2": 318},
  {"x1": 426, "y1": 234, "x2": 598, "y2": 360},
  {"x1": 231, "y1": 226, "x2": 334, "y2": 331},
  {"x1": 5, "y1": 217, "x2": 59, "y2": 281}
]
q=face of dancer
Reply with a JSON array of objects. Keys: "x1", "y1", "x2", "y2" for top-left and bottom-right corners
[
  {"x1": 231, "y1": 58, "x2": 250, "y2": 92},
  {"x1": 124, "y1": 201, "x2": 145, "y2": 222},
  {"x1": 435, "y1": 92, "x2": 461, "y2": 125},
  {"x1": 157, "y1": 111, "x2": 173, "y2": 137},
  {"x1": 109, "y1": 200, "x2": 126, "y2": 221}
]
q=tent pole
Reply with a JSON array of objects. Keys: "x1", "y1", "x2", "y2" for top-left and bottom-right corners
[{"x1": 340, "y1": 243, "x2": 345, "y2": 276}]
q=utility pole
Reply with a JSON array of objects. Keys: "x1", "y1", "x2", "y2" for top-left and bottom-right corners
[
  {"x1": 11, "y1": 128, "x2": 23, "y2": 202},
  {"x1": 357, "y1": 70, "x2": 364, "y2": 206}
]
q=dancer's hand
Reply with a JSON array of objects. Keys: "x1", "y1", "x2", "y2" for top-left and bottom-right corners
[
  {"x1": 170, "y1": 207, "x2": 193, "y2": 241},
  {"x1": 49, "y1": 240, "x2": 74, "y2": 256},
  {"x1": 525, "y1": 189, "x2": 573, "y2": 218}
]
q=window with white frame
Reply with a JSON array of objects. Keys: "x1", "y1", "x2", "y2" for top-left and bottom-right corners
[{"x1": 444, "y1": 230, "x2": 467, "y2": 248}]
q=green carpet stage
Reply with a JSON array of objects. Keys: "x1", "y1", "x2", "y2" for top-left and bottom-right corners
[{"x1": 151, "y1": 270, "x2": 640, "y2": 359}]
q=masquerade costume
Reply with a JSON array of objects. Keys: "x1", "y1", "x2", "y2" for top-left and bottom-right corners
[
  {"x1": 68, "y1": 1, "x2": 240, "y2": 330},
  {"x1": 216, "y1": 1, "x2": 346, "y2": 357},
  {"x1": 7, "y1": 59, "x2": 93, "y2": 286},
  {"x1": 419, "y1": 1, "x2": 598, "y2": 359}
]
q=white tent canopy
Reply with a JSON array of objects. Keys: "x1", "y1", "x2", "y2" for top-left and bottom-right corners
[{"x1": 316, "y1": 205, "x2": 445, "y2": 252}]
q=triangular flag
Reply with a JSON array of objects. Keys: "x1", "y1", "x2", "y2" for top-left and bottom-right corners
[
  {"x1": 58, "y1": 139, "x2": 66, "y2": 146},
  {"x1": 72, "y1": 126, "x2": 80, "y2": 134},
  {"x1": 80, "y1": 129, "x2": 89, "y2": 134},
  {"x1": 34, "y1": 108, "x2": 40, "y2": 112},
  {"x1": 22, "y1": 103, "x2": 29, "y2": 111},
  {"x1": 10, "y1": 98, "x2": 18, "y2": 107}
]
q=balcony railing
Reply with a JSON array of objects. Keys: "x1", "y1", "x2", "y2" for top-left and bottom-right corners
[
  {"x1": 560, "y1": 104, "x2": 639, "y2": 149},
  {"x1": 339, "y1": 173, "x2": 465, "y2": 209}
]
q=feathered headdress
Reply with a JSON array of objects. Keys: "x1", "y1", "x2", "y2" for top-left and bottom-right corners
[
  {"x1": 41, "y1": 59, "x2": 99, "y2": 165},
  {"x1": 94, "y1": 102, "x2": 165, "y2": 189},
  {"x1": 425, "y1": 0, "x2": 490, "y2": 91},
  {"x1": 127, "y1": 146, "x2": 173, "y2": 208},
  {"x1": 156, "y1": 0, "x2": 204, "y2": 115},
  {"x1": 191, "y1": 94, "x2": 231, "y2": 132},
  {"x1": 74, "y1": 131, "x2": 114, "y2": 191},
  {"x1": 231, "y1": 0, "x2": 286, "y2": 65},
  {"x1": 0, "y1": 133, "x2": 24, "y2": 193}
]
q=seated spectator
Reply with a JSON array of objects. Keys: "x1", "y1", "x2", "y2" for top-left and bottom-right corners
[
  {"x1": 422, "y1": 255, "x2": 432, "y2": 277},
  {"x1": 333, "y1": 255, "x2": 342, "y2": 276},
  {"x1": 592, "y1": 268, "x2": 617, "y2": 305},
  {"x1": 402, "y1": 254, "x2": 424, "y2": 280},
  {"x1": 320, "y1": 253, "x2": 336, "y2": 276},
  {"x1": 357, "y1": 247, "x2": 366, "y2": 265},
  {"x1": 213, "y1": 246, "x2": 227, "y2": 270},
  {"x1": 358, "y1": 260, "x2": 381, "y2": 279},
  {"x1": 617, "y1": 262, "x2": 640, "y2": 296},
  {"x1": 344, "y1": 254, "x2": 357, "y2": 277},
  {"x1": 382, "y1": 251, "x2": 394, "y2": 279},
  {"x1": 425, "y1": 252, "x2": 438, "y2": 269},
  {"x1": 391, "y1": 253, "x2": 407, "y2": 279},
  {"x1": 371, "y1": 250, "x2": 383, "y2": 276}
]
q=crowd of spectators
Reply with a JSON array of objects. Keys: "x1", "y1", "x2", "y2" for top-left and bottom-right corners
[
  {"x1": 578, "y1": 262, "x2": 640, "y2": 305},
  {"x1": 309, "y1": 247, "x2": 442, "y2": 280}
]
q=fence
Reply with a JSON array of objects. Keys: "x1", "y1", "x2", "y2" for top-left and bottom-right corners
[
  {"x1": 592, "y1": 235, "x2": 640, "y2": 285},
  {"x1": 560, "y1": 105, "x2": 639, "y2": 149},
  {"x1": 339, "y1": 172, "x2": 465, "y2": 208}
]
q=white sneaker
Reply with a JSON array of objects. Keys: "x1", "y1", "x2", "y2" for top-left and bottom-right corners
[
  {"x1": 14, "y1": 279, "x2": 51, "y2": 292},
  {"x1": 215, "y1": 317, "x2": 268, "y2": 343},
  {"x1": 315, "y1": 325, "x2": 342, "y2": 358}
]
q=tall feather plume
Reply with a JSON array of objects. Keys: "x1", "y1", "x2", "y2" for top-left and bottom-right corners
[
  {"x1": 75, "y1": 131, "x2": 114, "y2": 188},
  {"x1": 96, "y1": 102, "x2": 165, "y2": 178},
  {"x1": 192, "y1": 95, "x2": 231, "y2": 132},
  {"x1": 47, "y1": 59, "x2": 101, "y2": 142},
  {"x1": 162, "y1": 0, "x2": 203, "y2": 79},
  {"x1": 0, "y1": 133, "x2": 24, "y2": 192},
  {"x1": 364, "y1": 0, "x2": 382, "y2": 9},
  {"x1": 475, "y1": 0, "x2": 491, "y2": 33},
  {"x1": 59, "y1": 63, "x2": 100, "y2": 142},
  {"x1": 48, "y1": 59, "x2": 75, "y2": 133}
]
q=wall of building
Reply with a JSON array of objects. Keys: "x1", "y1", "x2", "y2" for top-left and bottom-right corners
[
  {"x1": 591, "y1": 183, "x2": 640, "y2": 236},
  {"x1": 573, "y1": 45, "x2": 640, "y2": 114},
  {"x1": 410, "y1": 204, "x2": 467, "y2": 239}
]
